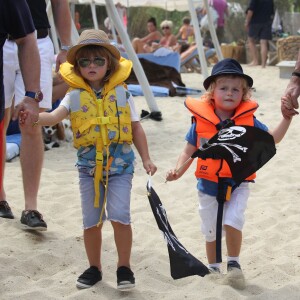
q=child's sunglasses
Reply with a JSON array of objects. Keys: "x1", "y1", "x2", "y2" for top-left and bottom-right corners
[{"x1": 77, "y1": 57, "x2": 106, "y2": 68}]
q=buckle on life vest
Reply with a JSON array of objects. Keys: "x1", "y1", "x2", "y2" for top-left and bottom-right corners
[
  {"x1": 96, "y1": 152, "x2": 103, "y2": 163},
  {"x1": 97, "y1": 116, "x2": 111, "y2": 125}
]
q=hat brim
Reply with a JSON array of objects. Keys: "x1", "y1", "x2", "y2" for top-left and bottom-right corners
[
  {"x1": 203, "y1": 73, "x2": 253, "y2": 90},
  {"x1": 67, "y1": 42, "x2": 120, "y2": 65}
]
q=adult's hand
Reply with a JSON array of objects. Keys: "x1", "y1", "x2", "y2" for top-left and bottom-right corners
[
  {"x1": 281, "y1": 76, "x2": 300, "y2": 119},
  {"x1": 12, "y1": 97, "x2": 39, "y2": 127},
  {"x1": 55, "y1": 50, "x2": 67, "y2": 72}
]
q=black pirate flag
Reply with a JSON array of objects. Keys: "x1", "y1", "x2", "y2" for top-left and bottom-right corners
[
  {"x1": 146, "y1": 181, "x2": 210, "y2": 279},
  {"x1": 147, "y1": 125, "x2": 277, "y2": 275},
  {"x1": 192, "y1": 125, "x2": 276, "y2": 262},
  {"x1": 192, "y1": 125, "x2": 276, "y2": 184}
]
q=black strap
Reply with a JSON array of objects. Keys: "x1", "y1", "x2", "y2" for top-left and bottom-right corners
[
  {"x1": 216, "y1": 201, "x2": 224, "y2": 263},
  {"x1": 215, "y1": 178, "x2": 233, "y2": 263},
  {"x1": 216, "y1": 119, "x2": 235, "y2": 130}
]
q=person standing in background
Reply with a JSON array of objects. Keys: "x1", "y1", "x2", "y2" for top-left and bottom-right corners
[
  {"x1": 210, "y1": 0, "x2": 228, "y2": 44},
  {"x1": 245, "y1": 0, "x2": 274, "y2": 68},
  {"x1": 0, "y1": 0, "x2": 71, "y2": 231}
]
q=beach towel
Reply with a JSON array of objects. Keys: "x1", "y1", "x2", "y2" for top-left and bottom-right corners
[
  {"x1": 125, "y1": 58, "x2": 186, "y2": 97},
  {"x1": 6, "y1": 133, "x2": 21, "y2": 162}
]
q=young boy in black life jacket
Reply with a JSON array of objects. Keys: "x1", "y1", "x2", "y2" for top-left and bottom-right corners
[
  {"x1": 20, "y1": 29, "x2": 157, "y2": 291},
  {"x1": 166, "y1": 58, "x2": 293, "y2": 289}
]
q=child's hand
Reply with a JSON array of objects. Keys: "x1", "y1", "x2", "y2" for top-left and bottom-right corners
[
  {"x1": 165, "y1": 169, "x2": 180, "y2": 182},
  {"x1": 143, "y1": 159, "x2": 157, "y2": 176},
  {"x1": 19, "y1": 111, "x2": 28, "y2": 126},
  {"x1": 281, "y1": 95, "x2": 299, "y2": 119}
]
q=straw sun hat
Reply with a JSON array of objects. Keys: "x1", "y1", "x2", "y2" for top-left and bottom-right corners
[{"x1": 67, "y1": 29, "x2": 120, "y2": 65}]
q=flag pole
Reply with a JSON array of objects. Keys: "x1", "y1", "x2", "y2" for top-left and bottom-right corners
[{"x1": 165, "y1": 157, "x2": 193, "y2": 183}]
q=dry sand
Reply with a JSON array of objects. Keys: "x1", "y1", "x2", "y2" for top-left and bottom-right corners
[{"x1": 1, "y1": 65, "x2": 300, "y2": 299}]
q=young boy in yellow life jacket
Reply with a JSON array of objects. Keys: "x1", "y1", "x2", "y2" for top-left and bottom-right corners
[
  {"x1": 166, "y1": 59, "x2": 293, "y2": 289},
  {"x1": 28, "y1": 30, "x2": 157, "y2": 291}
]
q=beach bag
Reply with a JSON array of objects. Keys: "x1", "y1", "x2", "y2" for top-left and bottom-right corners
[{"x1": 200, "y1": 6, "x2": 219, "y2": 30}]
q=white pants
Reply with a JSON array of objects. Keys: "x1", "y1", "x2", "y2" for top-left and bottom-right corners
[
  {"x1": 198, "y1": 182, "x2": 250, "y2": 242},
  {"x1": 4, "y1": 35, "x2": 54, "y2": 110}
]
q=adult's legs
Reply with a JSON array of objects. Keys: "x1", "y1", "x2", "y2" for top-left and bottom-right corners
[
  {"x1": 19, "y1": 122, "x2": 44, "y2": 211},
  {"x1": 260, "y1": 39, "x2": 269, "y2": 68},
  {"x1": 20, "y1": 37, "x2": 53, "y2": 213},
  {"x1": 0, "y1": 40, "x2": 18, "y2": 215},
  {"x1": 132, "y1": 38, "x2": 146, "y2": 54},
  {"x1": 0, "y1": 109, "x2": 12, "y2": 202},
  {"x1": 112, "y1": 221, "x2": 132, "y2": 268},
  {"x1": 248, "y1": 36, "x2": 259, "y2": 66}
]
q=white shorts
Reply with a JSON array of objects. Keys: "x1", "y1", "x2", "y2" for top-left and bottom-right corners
[
  {"x1": 198, "y1": 182, "x2": 250, "y2": 242},
  {"x1": 4, "y1": 35, "x2": 54, "y2": 110}
]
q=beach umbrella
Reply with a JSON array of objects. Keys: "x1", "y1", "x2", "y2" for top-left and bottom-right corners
[
  {"x1": 191, "y1": 125, "x2": 276, "y2": 262},
  {"x1": 146, "y1": 180, "x2": 210, "y2": 279}
]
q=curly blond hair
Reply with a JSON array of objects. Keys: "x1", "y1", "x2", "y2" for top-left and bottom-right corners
[{"x1": 200, "y1": 75, "x2": 252, "y2": 103}]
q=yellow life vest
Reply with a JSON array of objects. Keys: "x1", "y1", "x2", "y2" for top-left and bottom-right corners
[
  {"x1": 69, "y1": 85, "x2": 132, "y2": 149},
  {"x1": 68, "y1": 85, "x2": 133, "y2": 209},
  {"x1": 185, "y1": 97, "x2": 258, "y2": 182},
  {"x1": 60, "y1": 58, "x2": 133, "y2": 217}
]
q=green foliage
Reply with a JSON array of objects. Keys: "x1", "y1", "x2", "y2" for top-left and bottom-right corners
[
  {"x1": 127, "y1": 7, "x2": 188, "y2": 38},
  {"x1": 74, "y1": 1, "x2": 300, "y2": 42}
]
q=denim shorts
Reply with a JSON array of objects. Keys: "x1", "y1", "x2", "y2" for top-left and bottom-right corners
[
  {"x1": 198, "y1": 182, "x2": 250, "y2": 242},
  {"x1": 79, "y1": 171, "x2": 133, "y2": 229}
]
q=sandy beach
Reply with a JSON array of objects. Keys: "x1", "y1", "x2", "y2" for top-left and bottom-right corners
[{"x1": 1, "y1": 65, "x2": 300, "y2": 299}]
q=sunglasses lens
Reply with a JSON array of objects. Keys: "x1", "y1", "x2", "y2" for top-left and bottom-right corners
[
  {"x1": 94, "y1": 57, "x2": 106, "y2": 66},
  {"x1": 78, "y1": 58, "x2": 90, "y2": 68},
  {"x1": 78, "y1": 57, "x2": 106, "y2": 67},
  {"x1": 162, "y1": 26, "x2": 169, "y2": 30}
]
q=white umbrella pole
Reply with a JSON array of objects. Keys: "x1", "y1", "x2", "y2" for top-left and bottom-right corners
[
  {"x1": 105, "y1": 0, "x2": 160, "y2": 113},
  {"x1": 46, "y1": 1, "x2": 59, "y2": 54},
  {"x1": 90, "y1": 2, "x2": 99, "y2": 30}
]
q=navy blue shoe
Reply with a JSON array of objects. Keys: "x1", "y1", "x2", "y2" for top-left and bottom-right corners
[
  {"x1": 0, "y1": 201, "x2": 14, "y2": 219},
  {"x1": 20, "y1": 210, "x2": 47, "y2": 231},
  {"x1": 117, "y1": 266, "x2": 135, "y2": 290},
  {"x1": 76, "y1": 266, "x2": 102, "y2": 289}
]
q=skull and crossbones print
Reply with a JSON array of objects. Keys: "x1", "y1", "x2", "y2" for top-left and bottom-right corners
[{"x1": 205, "y1": 126, "x2": 248, "y2": 163}]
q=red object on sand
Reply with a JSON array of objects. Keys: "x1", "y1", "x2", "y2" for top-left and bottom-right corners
[{"x1": 0, "y1": 119, "x2": 4, "y2": 187}]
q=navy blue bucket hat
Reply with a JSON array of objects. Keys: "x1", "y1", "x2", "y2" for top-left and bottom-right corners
[{"x1": 203, "y1": 58, "x2": 253, "y2": 90}]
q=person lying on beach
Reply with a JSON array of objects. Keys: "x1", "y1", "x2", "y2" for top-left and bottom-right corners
[
  {"x1": 131, "y1": 17, "x2": 162, "y2": 54},
  {"x1": 143, "y1": 20, "x2": 179, "y2": 53},
  {"x1": 175, "y1": 16, "x2": 195, "y2": 44}
]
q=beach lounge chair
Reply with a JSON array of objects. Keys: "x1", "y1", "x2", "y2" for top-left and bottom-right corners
[{"x1": 180, "y1": 47, "x2": 217, "y2": 73}]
